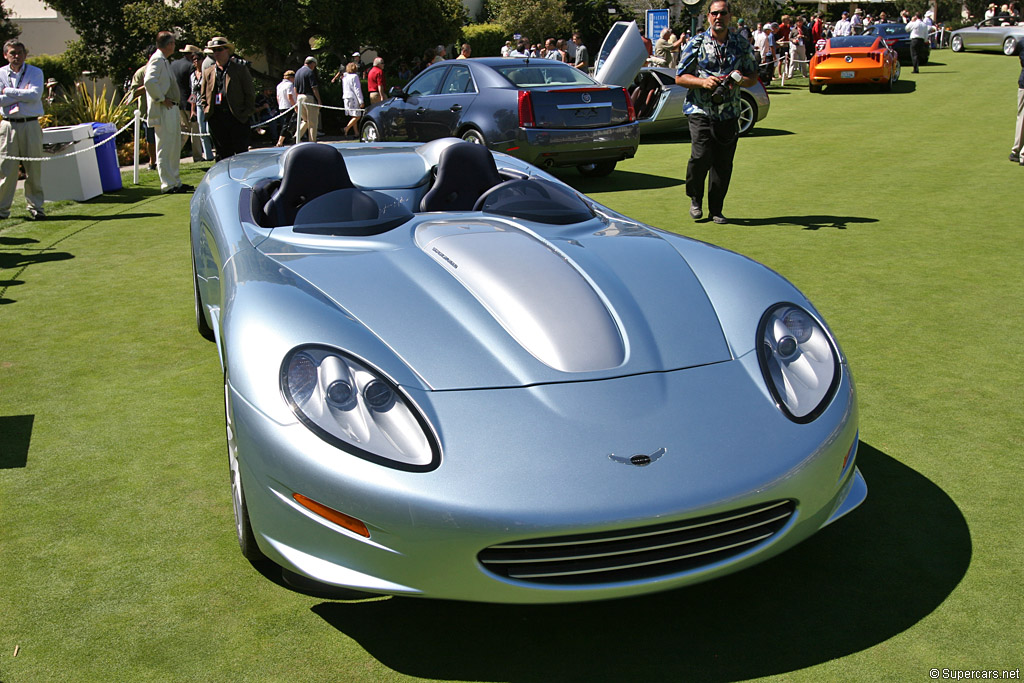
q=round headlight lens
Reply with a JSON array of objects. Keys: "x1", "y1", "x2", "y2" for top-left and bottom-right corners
[
  {"x1": 281, "y1": 347, "x2": 438, "y2": 470},
  {"x1": 756, "y1": 304, "x2": 840, "y2": 422}
]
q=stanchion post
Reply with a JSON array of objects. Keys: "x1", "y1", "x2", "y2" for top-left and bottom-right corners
[
  {"x1": 133, "y1": 107, "x2": 140, "y2": 185},
  {"x1": 296, "y1": 99, "x2": 302, "y2": 145}
]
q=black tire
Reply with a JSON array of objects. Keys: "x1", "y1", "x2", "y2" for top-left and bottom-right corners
[
  {"x1": 951, "y1": 35, "x2": 964, "y2": 52},
  {"x1": 738, "y1": 95, "x2": 756, "y2": 136},
  {"x1": 460, "y1": 127, "x2": 486, "y2": 145},
  {"x1": 576, "y1": 160, "x2": 617, "y2": 177},
  {"x1": 226, "y1": 376, "x2": 270, "y2": 566},
  {"x1": 1003, "y1": 37, "x2": 1019, "y2": 56},
  {"x1": 809, "y1": 82, "x2": 823, "y2": 93},
  {"x1": 361, "y1": 121, "x2": 380, "y2": 143},
  {"x1": 193, "y1": 255, "x2": 215, "y2": 342}
]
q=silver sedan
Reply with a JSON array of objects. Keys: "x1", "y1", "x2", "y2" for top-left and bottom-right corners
[{"x1": 951, "y1": 17, "x2": 1024, "y2": 55}]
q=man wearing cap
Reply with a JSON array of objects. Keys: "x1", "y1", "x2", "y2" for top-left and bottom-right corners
[
  {"x1": 367, "y1": 57, "x2": 386, "y2": 105},
  {"x1": 145, "y1": 31, "x2": 191, "y2": 194},
  {"x1": 834, "y1": 12, "x2": 852, "y2": 37},
  {"x1": 0, "y1": 39, "x2": 45, "y2": 219},
  {"x1": 200, "y1": 36, "x2": 256, "y2": 160},
  {"x1": 294, "y1": 56, "x2": 321, "y2": 142}
]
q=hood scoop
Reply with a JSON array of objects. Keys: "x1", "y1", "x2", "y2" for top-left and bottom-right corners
[{"x1": 416, "y1": 220, "x2": 626, "y2": 373}]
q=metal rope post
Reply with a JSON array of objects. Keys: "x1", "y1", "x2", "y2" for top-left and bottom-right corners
[{"x1": 134, "y1": 107, "x2": 141, "y2": 185}]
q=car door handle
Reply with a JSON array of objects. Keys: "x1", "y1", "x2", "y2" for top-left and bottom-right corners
[
  {"x1": 450, "y1": 104, "x2": 462, "y2": 112},
  {"x1": 416, "y1": 107, "x2": 426, "y2": 114}
]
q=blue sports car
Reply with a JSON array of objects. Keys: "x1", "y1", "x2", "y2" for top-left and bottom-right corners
[{"x1": 190, "y1": 139, "x2": 866, "y2": 603}]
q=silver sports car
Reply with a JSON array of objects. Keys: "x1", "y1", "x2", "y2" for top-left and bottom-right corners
[
  {"x1": 951, "y1": 16, "x2": 1024, "y2": 55},
  {"x1": 190, "y1": 139, "x2": 866, "y2": 603}
]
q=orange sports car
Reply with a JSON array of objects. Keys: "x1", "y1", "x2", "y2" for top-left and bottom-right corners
[{"x1": 809, "y1": 35, "x2": 901, "y2": 92}]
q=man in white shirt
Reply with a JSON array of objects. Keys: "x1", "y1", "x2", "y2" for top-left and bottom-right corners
[
  {"x1": 275, "y1": 70, "x2": 296, "y2": 146},
  {"x1": 145, "y1": 31, "x2": 190, "y2": 194},
  {"x1": 906, "y1": 13, "x2": 929, "y2": 72},
  {"x1": 835, "y1": 12, "x2": 853, "y2": 36},
  {"x1": 0, "y1": 39, "x2": 45, "y2": 219}
]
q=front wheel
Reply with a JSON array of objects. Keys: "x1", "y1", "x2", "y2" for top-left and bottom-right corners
[
  {"x1": 577, "y1": 160, "x2": 617, "y2": 177},
  {"x1": 738, "y1": 95, "x2": 756, "y2": 136},
  {"x1": 1003, "y1": 37, "x2": 1019, "y2": 55},
  {"x1": 460, "y1": 128, "x2": 486, "y2": 145},
  {"x1": 361, "y1": 121, "x2": 380, "y2": 143},
  {"x1": 226, "y1": 377, "x2": 269, "y2": 566},
  {"x1": 951, "y1": 35, "x2": 964, "y2": 52},
  {"x1": 193, "y1": 254, "x2": 215, "y2": 342}
]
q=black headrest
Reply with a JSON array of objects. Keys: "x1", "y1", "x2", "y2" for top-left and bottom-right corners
[
  {"x1": 419, "y1": 142, "x2": 503, "y2": 213},
  {"x1": 263, "y1": 143, "x2": 355, "y2": 226}
]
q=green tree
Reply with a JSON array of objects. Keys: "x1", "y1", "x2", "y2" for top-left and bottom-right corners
[
  {"x1": 564, "y1": 0, "x2": 637, "y2": 51},
  {"x1": 0, "y1": 0, "x2": 18, "y2": 48},
  {"x1": 489, "y1": 0, "x2": 572, "y2": 43},
  {"x1": 47, "y1": 0, "x2": 466, "y2": 88}
]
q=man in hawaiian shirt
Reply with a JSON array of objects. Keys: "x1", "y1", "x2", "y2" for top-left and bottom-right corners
[{"x1": 675, "y1": 0, "x2": 758, "y2": 224}]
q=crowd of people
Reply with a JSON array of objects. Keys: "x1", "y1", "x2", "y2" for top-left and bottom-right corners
[{"x1": 3, "y1": 6, "x2": 1022, "y2": 222}]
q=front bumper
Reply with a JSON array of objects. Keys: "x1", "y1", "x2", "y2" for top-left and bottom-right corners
[
  {"x1": 231, "y1": 359, "x2": 863, "y2": 603},
  {"x1": 502, "y1": 122, "x2": 639, "y2": 168}
]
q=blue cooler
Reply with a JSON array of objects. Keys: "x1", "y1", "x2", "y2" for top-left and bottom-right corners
[{"x1": 91, "y1": 122, "x2": 122, "y2": 192}]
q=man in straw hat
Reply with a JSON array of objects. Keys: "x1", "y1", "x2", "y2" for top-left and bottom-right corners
[
  {"x1": 145, "y1": 31, "x2": 191, "y2": 193},
  {"x1": 200, "y1": 36, "x2": 255, "y2": 160}
]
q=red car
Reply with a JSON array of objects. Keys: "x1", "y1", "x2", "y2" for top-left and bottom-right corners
[{"x1": 809, "y1": 35, "x2": 901, "y2": 92}]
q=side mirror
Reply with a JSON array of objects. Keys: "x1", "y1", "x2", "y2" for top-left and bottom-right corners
[{"x1": 389, "y1": 86, "x2": 407, "y2": 99}]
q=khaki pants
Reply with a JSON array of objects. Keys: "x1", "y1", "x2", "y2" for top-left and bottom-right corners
[
  {"x1": 151, "y1": 103, "x2": 182, "y2": 192},
  {"x1": 297, "y1": 94, "x2": 319, "y2": 142},
  {"x1": 1013, "y1": 88, "x2": 1024, "y2": 162},
  {"x1": 0, "y1": 119, "x2": 43, "y2": 217}
]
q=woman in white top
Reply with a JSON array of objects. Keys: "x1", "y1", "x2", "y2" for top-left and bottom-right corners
[{"x1": 341, "y1": 62, "x2": 364, "y2": 138}]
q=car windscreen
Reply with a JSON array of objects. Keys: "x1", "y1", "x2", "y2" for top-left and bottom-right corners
[
  {"x1": 876, "y1": 24, "x2": 907, "y2": 35},
  {"x1": 829, "y1": 36, "x2": 878, "y2": 48},
  {"x1": 493, "y1": 63, "x2": 596, "y2": 88}
]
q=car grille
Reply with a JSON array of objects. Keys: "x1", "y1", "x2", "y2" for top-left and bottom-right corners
[{"x1": 478, "y1": 500, "x2": 795, "y2": 585}]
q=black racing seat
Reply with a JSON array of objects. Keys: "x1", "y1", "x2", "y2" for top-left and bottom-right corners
[
  {"x1": 263, "y1": 143, "x2": 355, "y2": 226},
  {"x1": 419, "y1": 142, "x2": 503, "y2": 213}
]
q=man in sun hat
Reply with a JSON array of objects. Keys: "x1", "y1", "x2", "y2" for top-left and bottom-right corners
[{"x1": 200, "y1": 36, "x2": 255, "y2": 160}]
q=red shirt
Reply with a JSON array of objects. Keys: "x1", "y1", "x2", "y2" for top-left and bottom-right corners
[{"x1": 367, "y1": 65, "x2": 386, "y2": 95}]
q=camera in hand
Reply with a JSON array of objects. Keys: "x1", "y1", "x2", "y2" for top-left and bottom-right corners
[{"x1": 710, "y1": 70, "x2": 743, "y2": 104}]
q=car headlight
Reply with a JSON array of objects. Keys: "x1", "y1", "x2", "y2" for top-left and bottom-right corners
[
  {"x1": 281, "y1": 346, "x2": 439, "y2": 471},
  {"x1": 756, "y1": 304, "x2": 841, "y2": 423}
]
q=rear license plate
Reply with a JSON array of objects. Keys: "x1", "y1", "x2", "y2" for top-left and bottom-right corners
[{"x1": 841, "y1": 71, "x2": 855, "y2": 79}]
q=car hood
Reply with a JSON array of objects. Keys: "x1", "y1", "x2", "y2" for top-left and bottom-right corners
[{"x1": 259, "y1": 216, "x2": 731, "y2": 391}]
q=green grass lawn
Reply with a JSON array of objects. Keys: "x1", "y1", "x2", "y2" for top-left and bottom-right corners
[{"x1": 1, "y1": 51, "x2": 1021, "y2": 681}]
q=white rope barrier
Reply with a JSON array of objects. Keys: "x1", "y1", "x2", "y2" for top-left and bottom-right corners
[{"x1": 0, "y1": 117, "x2": 136, "y2": 162}]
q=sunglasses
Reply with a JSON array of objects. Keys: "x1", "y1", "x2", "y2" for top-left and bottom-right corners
[
  {"x1": 709, "y1": 10, "x2": 730, "y2": 16},
  {"x1": 212, "y1": 47, "x2": 226, "y2": 52}
]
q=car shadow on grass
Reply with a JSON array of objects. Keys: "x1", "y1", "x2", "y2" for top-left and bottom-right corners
[
  {"x1": 819, "y1": 80, "x2": 917, "y2": 94},
  {"x1": 637, "y1": 127, "x2": 795, "y2": 146},
  {"x1": 311, "y1": 442, "x2": 970, "y2": 682},
  {"x1": 724, "y1": 214, "x2": 879, "y2": 230}
]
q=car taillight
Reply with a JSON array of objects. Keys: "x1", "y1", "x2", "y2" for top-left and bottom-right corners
[
  {"x1": 885, "y1": 39, "x2": 898, "y2": 46},
  {"x1": 622, "y1": 87, "x2": 636, "y2": 123},
  {"x1": 518, "y1": 90, "x2": 535, "y2": 128}
]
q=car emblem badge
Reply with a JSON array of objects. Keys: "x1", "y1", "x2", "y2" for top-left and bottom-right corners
[
  {"x1": 609, "y1": 448, "x2": 666, "y2": 467},
  {"x1": 845, "y1": 55, "x2": 854, "y2": 63},
  {"x1": 581, "y1": 92, "x2": 592, "y2": 104}
]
